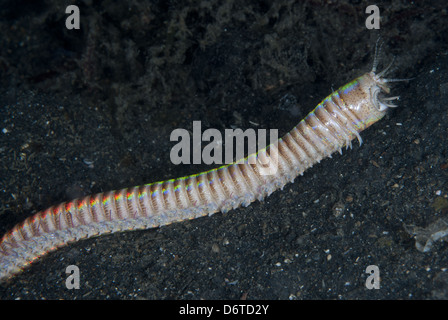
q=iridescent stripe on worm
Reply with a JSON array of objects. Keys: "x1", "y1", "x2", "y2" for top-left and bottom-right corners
[{"x1": 0, "y1": 47, "x2": 405, "y2": 282}]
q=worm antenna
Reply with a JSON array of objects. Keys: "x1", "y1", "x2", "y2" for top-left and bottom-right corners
[{"x1": 372, "y1": 37, "x2": 384, "y2": 73}]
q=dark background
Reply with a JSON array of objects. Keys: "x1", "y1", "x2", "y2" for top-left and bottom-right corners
[{"x1": 0, "y1": 0, "x2": 447, "y2": 299}]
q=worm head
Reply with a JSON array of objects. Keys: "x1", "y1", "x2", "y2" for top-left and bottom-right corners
[
  {"x1": 345, "y1": 66, "x2": 403, "y2": 132},
  {"x1": 339, "y1": 71, "x2": 394, "y2": 132}
]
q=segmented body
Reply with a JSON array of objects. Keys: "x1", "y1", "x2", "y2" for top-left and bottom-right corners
[{"x1": 0, "y1": 66, "x2": 398, "y2": 282}]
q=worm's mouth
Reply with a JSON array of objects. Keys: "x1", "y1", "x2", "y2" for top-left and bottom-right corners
[{"x1": 371, "y1": 85, "x2": 399, "y2": 112}]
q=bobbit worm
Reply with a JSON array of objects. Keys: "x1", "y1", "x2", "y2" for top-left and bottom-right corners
[{"x1": 0, "y1": 49, "x2": 403, "y2": 282}]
